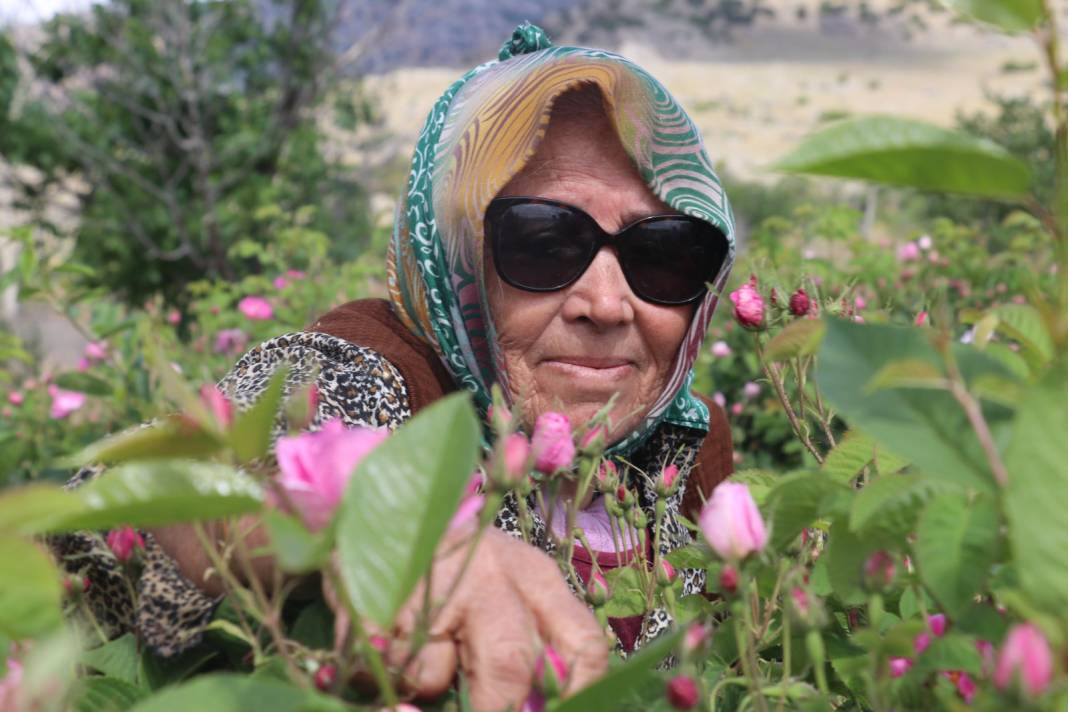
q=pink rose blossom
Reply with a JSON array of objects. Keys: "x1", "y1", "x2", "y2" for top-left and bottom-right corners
[
  {"x1": 665, "y1": 675, "x2": 699, "y2": 710},
  {"x1": 976, "y1": 639, "x2": 995, "y2": 675},
  {"x1": 730, "y1": 402, "x2": 743, "y2": 416},
  {"x1": 915, "y1": 311, "x2": 928, "y2": 326},
  {"x1": 889, "y1": 657, "x2": 912, "y2": 678},
  {"x1": 743, "y1": 381, "x2": 761, "y2": 400},
  {"x1": 0, "y1": 657, "x2": 23, "y2": 711},
  {"x1": 942, "y1": 671, "x2": 976, "y2": 702},
  {"x1": 448, "y1": 494, "x2": 485, "y2": 532},
  {"x1": 7, "y1": 391, "x2": 23, "y2": 406},
  {"x1": 657, "y1": 559, "x2": 677, "y2": 586},
  {"x1": 789, "y1": 288, "x2": 811, "y2": 317},
  {"x1": 729, "y1": 278, "x2": 765, "y2": 329},
  {"x1": 897, "y1": 242, "x2": 920, "y2": 262},
  {"x1": 995, "y1": 623, "x2": 1054, "y2": 697},
  {"x1": 275, "y1": 418, "x2": 389, "y2": 531},
  {"x1": 531, "y1": 412, "x2": 575, "y2": 475},
  {"x1": 854, "y1": 296, "x2": 867, "y2": 310},
  {"x1": 699, "y1": 482, "x2": 768, "y2": 560},
  {"x1": 48, "y1": 386, "x2": 86, "y2": 419},
  {"x1": 712, "y1": 392, "x2": 726, "y2": 409},
  {"x1": 199, "y1": 384, "x2": 233, "y2": 429},
  {"x1": 238, "y1": 296, "x2": 274, "y2": 321},
  {"x1": 710, "y1": 340, "x2": 732, "y2": 358},
  {"x1": 76, "y1": 357, "x2": 91, "y2": 372},
  {"x1": 658, "y1": 464, "x2": 679, "y2": 495},
  {"x1": 166, "y1": 309, "x2": 181, "y2": 325},
  {"x1": 929, "y1": 613, "x2": 947, "y2": 637},
  {"x1": 84, "y1": 341, "x2": 108, "y2": 362},
  {"x1": 683, "y1": 622, "x2": 709, "y2": 655},
  {"x1": 213, "y1": 328, "x2": 249, "y2": 355},
  {"x1": 273, "y1": 276, "x2": 289, "y2": 290},
  {"x1": 106, "y1": 526, "x2": 145, "y2": 562},
  {"x1": 918, "y1": 234, "x2": 933, "y2": 250}
]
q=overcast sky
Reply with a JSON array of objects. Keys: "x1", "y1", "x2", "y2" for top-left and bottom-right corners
[{"x1": 0, "y1": 0, "x2": 96, "y2": 26}]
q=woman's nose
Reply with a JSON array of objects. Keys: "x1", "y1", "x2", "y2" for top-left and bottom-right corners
[{"x1": 560, "y1": 246, "x2": 636, "y2": 327}]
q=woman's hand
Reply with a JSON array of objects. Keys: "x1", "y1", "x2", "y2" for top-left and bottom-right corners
[{"x1": 326, "y1": 527, "x2": 609, "y2": 711}]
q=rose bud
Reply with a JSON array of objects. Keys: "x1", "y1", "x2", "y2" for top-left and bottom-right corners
[
  {"x1": 682, "y1": 622, "x2": 710, "y2": 656},
  {"x1": 656, "y1": 559, "x2": 677, "y2": 587},
  {"x1": 889, "y1": 657, "x2": 913, "y2": 678},
  {"x1": 62, "y1": 575, "x2": 91, "y2": 598},
  {"x1": 699, "y1": 482, "x2": 768, "y2": 561},
  {"x1": 718, "y1": 565, "x2": 739, "y2": 595},
  {"x1": 314, "y1": 664, "x2": 336, "y2": 691},
  {"x1": 942, "y1": 670, "x2": 976, "y2": 703},
  {"x1": 579, "y1": 425, "x2": 606, "y2": 455},
  {"x1": 106, "y1": 526, "x2": 145, "y2": 563},
  {"x1": 665, "y1": 675, "x2": 699, "y2": 710},
  {"x1": 615, "y1": 485, "x2": 634, "y2": 510},
  {"x1": 729, "y1": 277, "x2": 765, "y2": 329},
  {"x1": 994, "y1": 623, "x2": 1054, "y2": 698},
  {"x1": 788, "y1": 289, "x2": 811, "y2": 317},
  {"x1": 501, "y1": 432, "x2": 531, "y2": 485},
  {"x1": 531, "y1": 412, "x2": 576, "y2": 475},
  {"x1": 710, "y1": 340, "x2": 732, "y2": 358},
  {"x1": 596, "y1": 460, "x2": 619, "y2": 492},
  {"x1": 199, "y1": 384, "x2": 233, "y2": 430},
  {"x1": 534, "y1": 645, "x2": 569, "y2": 698},
  {"x1": 656, "y1": 464, "x2": 680, "y2": 497},
  {"x1": 586, "y1": 570, "x2": 610, "y2": 607},
  {"x1": 862, "y1": 550, "x2": 896, "y2": 592}
]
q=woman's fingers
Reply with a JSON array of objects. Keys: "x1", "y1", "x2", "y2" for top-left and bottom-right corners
[
  {"x1": 457, "y1": 585, "x2": 539, "y2": 712},
  {"x1": 400, "y1": 638, "x2": 457, "y2": 698},
  {"x1": 504, "y1": 539, "x2": 610, "y2": 694}
]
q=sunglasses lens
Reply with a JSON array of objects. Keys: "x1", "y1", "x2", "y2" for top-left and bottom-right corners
[
  {"x1": 621, "y1": 219, "x2": 728, "y2": 304},
  {"x1": 490, "y1": 202, "x2": 595, "y2": 290}
]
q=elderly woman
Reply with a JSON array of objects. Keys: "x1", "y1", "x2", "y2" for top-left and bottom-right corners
[{"x1": 54, "y1": 24, "x2": 736, "y2": 711}]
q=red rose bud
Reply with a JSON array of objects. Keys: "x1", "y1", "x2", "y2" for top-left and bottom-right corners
[
  {"x1": 314, "y1": 664, "x2": 336, "y2": 691},
  {"x1": 586, "y1": 570, "x2": 610, "y2": 607},
  {"x1": 770, "y1": 287, "x2": 779, "y2": 307},
  {"x1": 657, "y1": 559, "x2": 677, "y2": 587},
  {"x1": 657, "y1": 464, "x2": 680, "y2": 497},
  {"x1": 596, "y1": 460, "x2": 619, "y2": 491},
  {"x1": 729, "y1": 277, "x2": 765, "y2": 329},
  {"x1": 534, "y1": 645, "x2": 569, "y2": 698},
  {"x1": 615, "y1": 485, "x2": 633, "y2": 510},
  {"x1": 62, "y1": 575, "x2": 90, "y2": 598},
  {"x1": 789, "y1": 288, "x2": 811, "y2": 317},
  {"x1": 718, "y1": 565, "x2": 739, "y2": 595},
  {"x1": 106, "y1": 526, "x2": 145, "y2": 563},
  {"x1": 863, "y1": 550, "x2": 896, "y2": 592},
  {"x1": 665, "y1": 675, "x2": 699, "y2": 710}
]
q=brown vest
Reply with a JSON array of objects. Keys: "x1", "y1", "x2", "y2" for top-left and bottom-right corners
[{"x1": 308, "y1": 298, "x2": 733, "y2": 520}]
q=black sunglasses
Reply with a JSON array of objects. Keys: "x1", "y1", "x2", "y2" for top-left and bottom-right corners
[{"x1": 484, "y1": 196, "x2": 730, "y2": 306}]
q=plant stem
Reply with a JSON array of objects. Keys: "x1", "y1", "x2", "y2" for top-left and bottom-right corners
[
  {"x1": 945, "y1": 366, "x2": 1010, "y2": 487},
  {"x1": 756, "y1": 339, "x2": 825, "y2": 464}
]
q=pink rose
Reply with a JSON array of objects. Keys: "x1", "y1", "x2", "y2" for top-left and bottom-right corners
[
  {"x1": 788, "y1": 288, "x2": 811, "y2": 317},
  {"x1": 718, "y1": 564, "x2": 739, "y2": 594},
  {"x1": 448, "y1": 494, "x2": 485, "y2": 532},
  {"x1": 657, "y1": 463, "x2": 680, "y2": 496},
  {"x1": 854, "y1": 296, "x2": 867, "y2": 310},
  {"x1": 897, "y1": 242, "x2": 920, "y2": 262},
  {"x1": 657, "y1": 559, "x2": 677, "y2": 587},
  {"x1": 238, "y1": 296, "x2": 274, "y2": 321},
  {"x1": 166, "y1": 309, "x2": 181, "y2": 325},
  {"x1": 84, "y1": 341, "x2": 108, "y2": 362},
  {"x1": 213, "y1": 328, "x2": 249, "y2": 355},
  {"x1": 710, "y1": 340, "x2": 732, "y2": 358},
  {"x1": 665, "y1": 675, "x2": 699, "y2": 710},
  {"x1": 530, "y1": 412, "x2": 575, "y2": 475},
  {"x1": 199, "y1": 384, "x2": 233, "y2": 429},
  {"x1": 712, "y1": 391, "x2": 726, "y2": 409},
  {"x1": 0, "y1": 657, "x2": 23, "y2": 712},
  {"x1": 106, "y1": 526, "x2": 145, "y2": 562},
  {"x1": 942, "y1": 671, "x2": 976, "y2": 702},
  {"x1": 275, "y1": 418, "x2": 389, "y2": 532},
  {"x1": 699, "y1": 482, "x2": 767, "y2": 560},
  {"x1": 48, "y1": 385, "x2": 86, "y2": 419},
  {"x1": 915, "y1": 311, "x2": 928, "y2": 326},
  {"x1": 683, "y1": 622, "x2": 709, "y2": 656},
  {"x1": 502, "y1": 433, "x2": 530, "y2": 482},
  {"x1": 889, "y1": 657, "x2": 912, "y2": 678},
  {"x1": 918, "y1": 234, "x2": 933, "y2": 250},
  {"x1": 743, "y1": 381, "x2": 761, "y2": 400},
  {"x1": 7, "y1": 391, "x2": 23, "y2": 406},
  {"x1": 995, "y1": 623, "x2": 1054, "y2": 697},
  {"x1": 76, "y1": 357, "x2": 91, "y2": 372},
  {"x1": 729, "y1": 277, "x2": 765, "y2": 329}
]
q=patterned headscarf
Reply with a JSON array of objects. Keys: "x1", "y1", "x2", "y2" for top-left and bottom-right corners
[{"x1": 387, "y1": 24, "x2": 736, "y2": 453}]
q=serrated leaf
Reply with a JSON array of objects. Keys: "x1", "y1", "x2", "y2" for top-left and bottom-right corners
[
  {"x1": 1005, "y1": 360, "x2": 1068, "y2": 618},
  {"x1": 60, "y1": 418, "x2": 225, "y2": 469},
  {"x1": 766, "y1": 471, "x2": 851, "y2": 550},
  {"x1": 49, "y1": 461, "x2": 262, "y2": 531},
  {"x1": 988, "y1": 304, "x2": 1053, "y2": 372},
  {"x1": 602, "y1": 566, "x2": 649, "y2": 618},
  {"x1": 865, "y1": 359, "x2": 945, "y2": 392},
  {"x1": 775, "y1": 116, "x2": 1031, "y2": 199},
  {"x1": 262, "y1": 510, "x2": 331, "y2": 574},
  {"x1": 54, "y1": 372, "x2": 112, "y2": 396},
  {"x1": 826, "y1": 517, "x2": 881, "y2": 604},
  {"x1": 728, "y1": 468, "x2": 779, "y2": 504},
  {"x1": 972, "y1": 312, "x2": 999, "y2": 348},
  {"x1": 82, "y1": 634, "x2": 141, "y2": 686},
  {"x1": 0, "y1": 536, "x2": 62, "y2": 638},
  {"x1": 127, "y1": 674, "x2": 346, "y2": 712},
  {"x1": 228, "y1": 367, "x2": 288, "y2": 463},
  {"x1": 765, "y1": 318, "x2": 827, "y2": 361},
  {"x1": 551, "y1": 628, "x2": 682, "y2": 712},
  {"x1": 914, "y1": 493, "x2": 1000, "y2": 617},
  {"x1": 666, "y1": 543, "x2": 713, "y2": 569},
  {"x1": 942, "y1": 0, "x2": 1045, "y2": 32},
  {"x1": 822, "y1": 430, "x2": 909, "y2": 484},
  {"x1": 910, "y1": 633, "x2": 983, "y2": 677},
  {"x1": 0, "y1": 484, "x2": 85, "y2": 535},
  {"x1": 72, "y1": 677, "x2": 147, "y2": 712},
  {"x1": 850, "y1": 473, "x2": 947, "y2": 543},
  {"x1": 337, "y1": 392, "x2": 479, "y2": 628}
]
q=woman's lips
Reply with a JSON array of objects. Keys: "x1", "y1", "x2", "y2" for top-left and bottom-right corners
[{"x1": 541, "y1": 357, "x2": 636, "y2": 381}]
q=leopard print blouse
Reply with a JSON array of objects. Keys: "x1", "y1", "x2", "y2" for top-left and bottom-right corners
[{"x1": 52, "y1": 331, "x2": 706, "y2": 658}]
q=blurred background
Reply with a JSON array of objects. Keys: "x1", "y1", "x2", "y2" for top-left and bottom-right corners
[{"x1": 0, "y1": 0, "x2": 1056, "y2": 480}]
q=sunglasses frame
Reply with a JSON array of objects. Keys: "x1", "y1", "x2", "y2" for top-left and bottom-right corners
[{"x1": 484, "y1": 195, "x2": 729, "y2": 306}]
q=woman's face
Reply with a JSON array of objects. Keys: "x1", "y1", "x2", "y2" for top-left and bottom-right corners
[{"x1": 484, "y1": 92, "x2": 695, "y2": 440}]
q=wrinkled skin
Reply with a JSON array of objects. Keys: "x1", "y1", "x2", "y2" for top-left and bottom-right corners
[{"x1": 155, "y1": 85, "x2": 695, "y2": 711}]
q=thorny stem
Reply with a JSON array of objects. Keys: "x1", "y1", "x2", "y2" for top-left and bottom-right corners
[
  {"x1": 755, "y1": 339, "x2": 825, "y2": 464},
  {"x1": 942, "y1": 355, "x2": 1010, "y2": 487},
  {"x1": 740, "y1": 581, "x2": 770, "y2": 712}
]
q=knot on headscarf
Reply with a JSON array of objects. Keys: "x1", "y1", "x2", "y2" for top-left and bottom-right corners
[{"x1": 497, "y1": 22, "x2": 553, "y2": 61}]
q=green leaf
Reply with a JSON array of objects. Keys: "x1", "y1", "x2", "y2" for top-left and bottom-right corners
[
  {"x1": 666, "y1": 543, "x2": 713, "y2": 569},
  {"x1": 54, "y1": 372, "x2": 113, "y2": 396},
  {"x1": 263, "y1": 510, "x2": 331, "y2": 574},
  {"x1": 774, "y1": 116, "x2": 1031, "y2": 199},
  {"x1": 822, "y1": 431, "x2": 908, "y2": 484},
  {"x1": 0, "y1": 536, "x2": 62, "y2": 638},
  {"x1": 914, "y1": 493, "x2": 1000, "y2": 617},
  {"x1": 82, "y1": 634, "x2": 142, "y2": 686},
  {"x1": 72, "y1": 677, "x2": 148, "y2": 712},
  {"x1": 602, "y1": 567, "x2": 649, "y2": 618},
  {"x1": 816, "y1": 318, "x2": 1014, "y2": 493},
  {"x1": 910, "y1": 633, "x2": 983, "y2": 677},
  {"x1": 942, "y1": 0, "x2": 1045, "y2": 32},
  {"x1": 765, "y1": 318, "x2": 826, "y2": 361},
  {"x1": 866, "y1": 359, "x2": 945, "y2": 392},
  {"x1": 1005, "y1": 360, "x2": 1068, "y2": 617},
  {"x1": 50, "y1": 460, "x2": 262, "y2": 531},
  {"x1": 551, "y1": 628, "x2": 682, "y2": 712},
  {"x1": 336, "y1": 392, "x2": 480, "y2": 628},
  {"x1": 228, "y1": 367, "x2": 287, "y2": 463},
  {"x1": 850, "y1": 473, "x2": 947, "y2": 544},
  {"x1": 61, "y1": 418, "x2": 225, "y2": 469},
  {"x1": 127, "y1": 674, "x2": 346, "y2": 712},
  {"x1": 825, "y1": 517, "x2": 881, "y2": 604},
  {"x1": 988, "y1": 304, "x2": 1054, "y2": 372},
  {"x1": 765, "y1": 471, "x2": 851, "y2": 550},
  {"x1": 0, "y1": 484, "x2": 85, "y2": 535}
]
